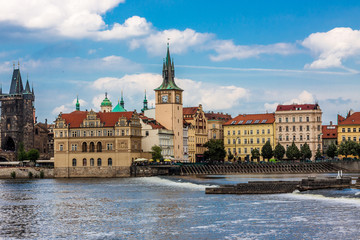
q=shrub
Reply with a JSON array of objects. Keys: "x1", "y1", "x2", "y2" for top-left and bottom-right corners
[
  {"x1": 28, "y1": 171, "x2": 33, "y2": 179},
  {"x1": 10, "y1": 171, "x2": 16, "y2": 179},
  {"x1": 40, "y1": 170, "x2": 44, "y2": 179}
]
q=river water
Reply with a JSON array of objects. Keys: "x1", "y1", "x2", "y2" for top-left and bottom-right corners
[{"x1": 0, "y1": 173, "x2": 359, "y2": 240}]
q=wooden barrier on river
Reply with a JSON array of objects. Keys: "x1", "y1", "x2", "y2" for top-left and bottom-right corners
[{"x1": 180, "y1": 162, "x2": 343, "y2": 175}]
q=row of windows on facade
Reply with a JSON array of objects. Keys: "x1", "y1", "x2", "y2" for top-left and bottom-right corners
[
  {"x1": 227, "y1": 138, "x2": 271, "y2": 145},
  {"x1": 279, "y1": 125, "x2": 321, "y2": 132},
  {"x1": 341, "y1": 128, "x2": 360, "y2": 133},
  {"x1": 278, "y1": 134, "x2": 320, "y2": 141},
  {"x1": 227, "y1": 143, "x2": 321, "y2": 155},
  {"x1": 277, "y1": 116, "x2": 321, "y2": 123},
  {"x1": 72, "y1": 158, "x2": 112, "y2": 167},
  {"x1": 59, "y1": 142, "x2": 114, "y2": 152},
  {"x1": 227, "y1": 129, "x2": 271, "y2": 136},
  {"x1": 55, "y1": 129, "x2": 140, "y2": 138},
  {"x1": 342, "y1": 136, "x2": 360, "y2": 142}
]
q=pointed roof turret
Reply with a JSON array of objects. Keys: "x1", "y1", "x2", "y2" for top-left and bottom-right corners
[
  {"x1": 120, "y1": 90, "x2": 125, "y2": 108},
  {"x1": 76, "y1": 95, "x2": 80, "y2": 111},
  {"x1": 24, "y1": 74, "x2": 31, "y2": 94},
  {"x1": 141, "y1": 90, "x2": 148, "y2": 112},
  {"x1": 155, "y1": 43, "x2": 183, "y2": 91},
  {"x1": 9, "y1": 67, "x2": 24, "y2": 94},
  {"x1": 101, "y1": 92, "x2": 112, "y2": 107}
]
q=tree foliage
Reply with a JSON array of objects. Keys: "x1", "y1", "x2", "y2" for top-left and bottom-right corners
[
  {"x1": 251, "y1": 148, "x2": 260, "y2": 161},
  {"x1": 151, "y1": 145, "x2": 163, "y2": 161},
  {"x1": 204, "y1": 139, "x2": 226, "y2": 163},
  {"x1": 315, "y1": 148, "x2": 322, "y2": 159},
  {"x1": 274, "y1": 143, "x2": 285, "y2": 160},
  {"x1": 354, "y1": 142, "x2": 360, "y2": 158},
  {"x1": 286, "y1": 142, "x2": 301, "y2": 160},
  {"x1": 17, "y1": 142, "x2": 27, "y2": 161},
  {"x1": 227, "y1": 152, "x2": 234, "y2": 161},
  {"x1": 27, "y1": 149, "x2": 39, "y2": 161},
  {"x1": 261, "y1": 141, "x2": 273, "y2": 160},
  {"x1": 326, "y1": 142, "x2": 338, "y2": 159},
  {"x1": 300, "y1": 143, "x2": 312, "y2": 160},
  {"x1": 338, "y1": 140, "x2": 357, "y2": 158}
]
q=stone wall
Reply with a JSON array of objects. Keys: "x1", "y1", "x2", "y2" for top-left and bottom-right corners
[
  {"x1": 54, "y1": 166, "x2": 131, "y2": 178},
  {"x1": 332, "y1": 161, "x2": 360, "y2": 173},
  {"x1": 0, "y1": 167, "x2": 53, "y2": 178}
]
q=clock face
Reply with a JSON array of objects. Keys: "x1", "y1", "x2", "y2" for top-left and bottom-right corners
[
  {"x1": 176, "y1": 95, "x2": 180, "y2": 103},
  {"x1": 162, "y1": 95, "x2": 168, "y2": 103}
]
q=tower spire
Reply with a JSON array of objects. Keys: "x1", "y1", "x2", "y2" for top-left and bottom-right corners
[
  {"x1": 76, "y1": 95, "x2": 80, "y2": 111},
  {"x1": 120, "y1": 90, "x2": 125, "y2": 108},
  {"x1": 141, "y1": 89, "x2": 148, "y2": 112}
]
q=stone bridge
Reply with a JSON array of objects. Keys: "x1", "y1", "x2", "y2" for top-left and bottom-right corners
[{"x1": 0, "y1": 151, "x2": 16, "y2": 162}]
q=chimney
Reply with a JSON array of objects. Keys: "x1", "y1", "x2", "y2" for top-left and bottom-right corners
[{"x1": 330, "y1": 121, "x2": 332, "y2": 126}]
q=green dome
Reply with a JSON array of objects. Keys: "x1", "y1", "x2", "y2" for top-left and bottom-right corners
[
  {"x1": 113, "y1": 102, "x2": 127, "y2": 112},
  {"x1": 101, "y1": 96, "x2": 112, "y2": 107}
]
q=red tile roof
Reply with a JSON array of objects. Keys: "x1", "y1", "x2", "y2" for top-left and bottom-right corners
[
  {"x1": 338, "y1": 112, "x2": 360, "y2": 125},
  {"x1": 276, "y1": 104, "x2": 320, "y2": 111},
  {"x1": 139, "y1": 115, "x2": 165, "y2": 129},
  {"x1": 183, "y1": 107, "x2": 198, "y2": 115},
  {"x1": 322, "y1": 125, "x2": 338, "y2": 139},
  {"x1": 224, "y1": 113, "x2": 275, "y2": 126},
  {"x1": 60, "y1": 111, "x2": 135, "y2": 128}
]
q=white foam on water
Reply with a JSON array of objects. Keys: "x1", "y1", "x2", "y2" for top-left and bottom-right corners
[
  {"x1": 290, "y1": 216, "x2": 308, "y2": 222},
  {"x1": 284, "y1": 192, "x2": 360, "y2": 206},
  {"x1": 190, "y1": 224, "x2": 217, "y2": 229},
  {"x1": 135, "y1": 176, "x2": 217, "y2": 190}
]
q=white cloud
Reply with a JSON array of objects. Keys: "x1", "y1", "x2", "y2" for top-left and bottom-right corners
[
  {"x1": 302, "y1": 27, "x2": 360, "y2": 69},
  {"x1": 285, "y1": 90, "x2": 315, "y2": 105},
  {"x1": 209, "y1": 40, "x2": 297, "y2": 61},
  {"x1": 52, "y1": 97, "x2": 87, "y2": 115},
  {"x1": 92, "y1": 73, "x2": 249, "y2": 111},
  {"x1": 264, "y1": 103, "x2": 279, "y2": 112},
  {"x1": 0, "y1": 1, "x2": 153, "y2": 40},
  {"x1": 130, "y1": 28, "x2": 213, "y2": 55}
]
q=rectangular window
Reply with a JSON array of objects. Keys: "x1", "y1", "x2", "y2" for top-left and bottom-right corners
[
  {"x1": 262, "y1": 129, "x2": 265, "y2": 134},
  {"x1": 108, "y1": 130, "x2": 113, "y2": 136},
  {"x1": 353, "y1": 128, "x2": 356, "y2": 132},
  {"x1": 227, "y1": 131, "x2": 230, "y2": 135},
  {"x1": 59, "y1": 144, "x2": 63, "y2": 151},
  {"x1": 353, "y1": 137, "x2": 356, "y2": 141},
  {"x1": 286, "y1": 126, "x2": 289, "y2": 132},
  {"x1": 306, "y1": 126, "x2": 310, "y2": 131},
  {"x1": 244, "y1": 148, "x2": 247, "y2": 153},
  {"x1": 256, "y1": 130, "x2": 259, "y2": 134},
  {"x1": 228, "y1": 139, "x2": 230, "y2": 144},
  {"x1": 299, "y1": 117, "x2": 302, "y2": 122},
  {"x1": 244, "y1": 130, "x2": 247, "y2": 135},
  {"x1": 279, "y1": 118, "x2": 282, "y2": 123},
  {"x1": 279, "y1": 135, "x2": 282, "y2": 141},
  {"x1": 286, "y1": 117, "x2": 288, "y2": 123},
  {"x1": 233, "y1": 130, "x2": 235, "y2": 135},
  {"x1": 348, "y1": 137, "x2": 351, "y2": 140},
  {"x1": 262, "y1": 138, "x2": 265, "y2": 143},
  {"x1": 300, "y1": 126, "x2": 303, "y2": 131},
  {"x1": 233, "y1": 148, "x2": 236, "y2": 154},
  {"x1": 60, "y1": 132, "x2": 63, "y2": 137},
  {"x1": 307, "y1": 135, "x2": 310, "y2": 140},
  {"x1": 293, "y1": 126, "x2": 296, "y2": 132},
  {"x1": 342, "y1": 128, "x2": 345, "y2": 133},
  {"x1": 257, "y1": 138, "x2": 259, "y2": 144},
  {"x1": 238, "y1": 148, "x2": 241, "y2": 154},
  {"x1": 238, "y1": 130, "x2": 241, "y2": 135},
  {"x1": 233, "y1": 139, "x2": 236, "y2": 144},
  {"x1": 107, "y1": 143, "x2": 113, "y2": 150},
  {"x1": 267, "y1": 138, "x2": 270, "y2": 142},
  {"x1": 244, "y1": 139, "x2": 247, "y2": 144},
  {"x1": 293, "y1": 117, "x2": 295, "y2": 122},
  {"x1": 306, "y1": 117, "x2": 309, "y2": 122},
  {"x1": 348, "y1": 128, "x2": 351, "y2": 132},
  {"x1": 267, "y1": 129, "x2": 270, "y2": 134},
  {"x1": 237, "y1": 138, "x2": 241, "y2": 144},
  {"x1": 250, "y1": 130, "x2": 253, "y2": 135},
  {"x1": 300, "y1": 135, "x2": 303, "y2": 140},
  {"x1": 250, "y1": 139, "x2": 253, "y2": 144},
  {"x1": 342, "y1": 136, "x2": 345, "y2": 141}
]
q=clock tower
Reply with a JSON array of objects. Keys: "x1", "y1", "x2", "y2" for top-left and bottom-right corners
[{"x1": 155, "y1": 44, "x2": 184, "y2": 160}]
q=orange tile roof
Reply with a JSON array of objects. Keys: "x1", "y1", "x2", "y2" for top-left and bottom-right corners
[
  {"x1": 60, "y1": 111, "x2": 135, "y2": 128},
  {"x1": 183, "y1": 107, "x2": 198, "y2": 115},
  {"x1": 338, "y1": 112, "x2": 360, "y2": 125},
  {"x1": 205, "y1": 112, "x2": 232, "y2": 121},
  {"x1": 276, "y1": 104, "x2": 320, "y2": 111},
  {"x1": 224, "y1": 113, "x2": 275, "y2": 126},
  {"x1": 322, "y1": 125, "x2": 337, "y2": 139}
]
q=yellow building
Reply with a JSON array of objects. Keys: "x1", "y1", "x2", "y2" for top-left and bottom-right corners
[
  {"x1": 54, "y1": 109, "x2": 145, "y2": 178},
  {"x1": 154, "y1": 44, "x2": 184, "y2": 160},
  {"x1": 338, "y1": 111, "x2": 360, "y2": 145},
  {"x1": 183, "y1": 104, "x2": 208, "y2": 162},
  {"x1": 224, "y1": 113, "x2": 276, "y2": 162},
  {"x1": 205, "y1": 112, "x2": 232, "y2": 140}
]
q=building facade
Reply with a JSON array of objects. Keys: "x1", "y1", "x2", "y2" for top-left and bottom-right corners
[
  {"x1": 54, "y1": 110, "x2": 144, "y2": 177},
  {"x1": 337, "y1": 111, "x2": 360, "y2": 145},
  {"x1": 154, "y1": 44, "x2": 184, "y2": 160},
  {"x1": 183, "y1": 105, "x2": 208, "y2": 162},
  {"x1": 275, "y1": 104, "x2": 322, "y2": 160},
  {"x1": 322, "y1": 122, "x2": 337, "y2": 154},
  {"x1": 224, "y1": 113, "x2": 276, "y2": 162},
  {"x1": 205, "y1": 112, "x2": 232, "y2": 140}
]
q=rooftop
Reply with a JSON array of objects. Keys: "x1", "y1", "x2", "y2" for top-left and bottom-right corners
[
  {"x1": 224, "y1": 113, "x2": 275, "y2": 126},
  {"x1": 338, "y1": 112, "x2": 360, "y2": 125},
  {"x1": 276, "y1": 104, "x2": 320, "y2": 112}
]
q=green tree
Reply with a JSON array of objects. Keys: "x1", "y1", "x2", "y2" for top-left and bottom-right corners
[
  {"x1": 151, "y1": 145, "x2": 163, "y2": 161},
  {"x1": 251, "y1": 148, "x2": 260, "y2": 161},
  {"x1": 300, "y1": 143, "x2": 312, "y2": 160},
  {"x1": 17, "y1": 142, "x2": 27, "y2": 161},
  {"x1": 326, "y1": 142, "x2": 338, "y2": 159},
  {"x1": 227, "y1": 152, "x2": 234, "y2": 161},
  {"x1": 27, "y1": 149, "x2": 39, "y2": 161},
  {"x1": 286, "y1": 142, "x2": 301, "y2": 160},
  {"x1": 274, "y1": 143, "x2": 285, "y2": 160},
  {"x1": 338, "y1": 140, "x2": 357, "y2": 158},
  {"x1": 203, "y1": 139, "x2": 226, "y2": 163},
  {"x1": 354, "y1": 142, "x2": 360, "y2": 159},
  {"x1": 261, "y1": 141, "x2": 273, "y2": 161},
  {"x1": 315, "y1": 148, "x2": 322, "y2": 159}
]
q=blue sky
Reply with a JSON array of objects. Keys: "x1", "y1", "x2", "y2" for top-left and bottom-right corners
[{"x1": 0, "y1": 0, "x2": 360, "y2": 124}]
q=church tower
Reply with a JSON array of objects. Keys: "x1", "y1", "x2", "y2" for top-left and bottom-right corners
[
  {"x1": 155, "y1": 44, "x2": 184, "y2": 160},
  {"x1": 0, "y1": 65, "x2": 35, "y2": 153},
  {"x1": 100, "y1": 92, "x2": 112, "y2": 112}
]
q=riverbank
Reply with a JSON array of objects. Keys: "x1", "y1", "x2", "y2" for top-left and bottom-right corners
[{"x1": 0, "y1": 167, "x2": 53, "y2": 179}]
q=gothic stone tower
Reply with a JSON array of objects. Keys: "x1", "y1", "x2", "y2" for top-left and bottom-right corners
[
  {"x1": 0, "y1": 67, "x2": 35, "y2": 153},
  {"x1": 155, "y1": 44, "x2": 184, "y2": 160}
]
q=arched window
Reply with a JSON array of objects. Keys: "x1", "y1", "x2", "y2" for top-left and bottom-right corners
[
  {"x1": 97, "y1": 142, "x2": 102, "y2": 152},
  {"x1": 82, "y1": 142, "x2": 87, "y2": 152},
  {"x1": 83, "y1": 158, "x2": 87, "y2": 166},
  {"x1": 108, "y1": 158, "x2": 112, "y2": 166},
  {"x1": 89, "y1": 142, "x2": 95, "y2": 152},
  {"x1": 6, "y1": 118, "x2": 11, "y2": 130},
  {"x1": 90, "y1": 158, "x2": 94, "y2": 166},
  {"x1": 72, "y1": 158, "x2": 77, "y2": 167},
  {"x1": 97, "y1": 158, "x2": 102, "y2": 166}
]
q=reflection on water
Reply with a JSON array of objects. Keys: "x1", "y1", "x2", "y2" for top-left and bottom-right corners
[{"x1": 0, "y1": 175, "x2": 359, "y2": 239}]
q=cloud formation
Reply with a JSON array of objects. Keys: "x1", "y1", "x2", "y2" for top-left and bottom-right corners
[
  {"x1": 264, "y1": 90, "x2": 315, "y2": 112},
  {"x1": 302, "y1": 27, "x2": 360, "y2": 69}
]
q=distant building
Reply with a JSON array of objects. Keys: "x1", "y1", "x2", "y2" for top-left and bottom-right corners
[
  {"x1": 53, "y1": 109, "x2": 144, "y2": 177},
  {"x1": 224, "y1": 113, "x2": 276, "y2": 162},
  {"x1": 183, "y1": 104, "x2": 208, "y2": 162},
  {"x1": 34, "y1": 121, "x2": 51, "y2": 159},
  {"x1": 337, "y1": 110, "x2": 360, "y2": 144},
  {"x1": 275, "y1": 104, "x2": 322, "y2": 160},
  {"x1": 322, "y1": 122, "x2": 337, "y2": 154},
  {"x1": 205, "y1": 112, "x2": 232, "y2": 140}
]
